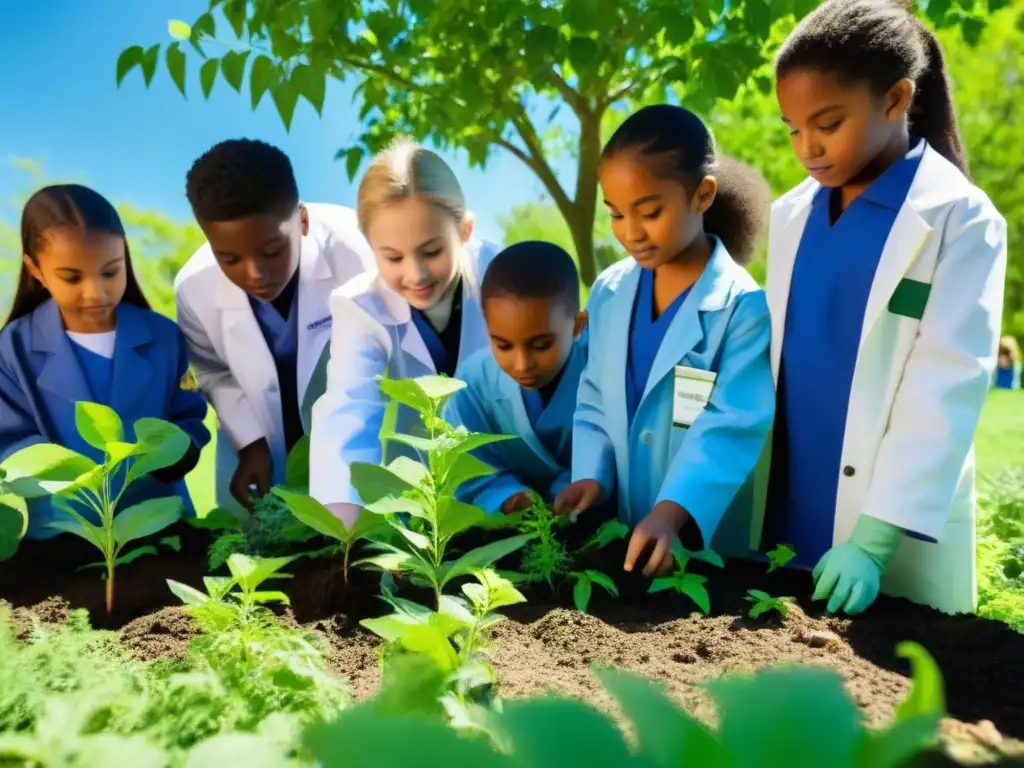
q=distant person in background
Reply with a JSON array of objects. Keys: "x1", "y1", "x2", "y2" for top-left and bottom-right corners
[
  {"x1": 175, "y1": 139, "x2": 376, "y2": 514},
  {"x1": 993, "y1": 336, "x2": 1021, "y2": 390},
  {"x1": 444, "y1": 241, "x2": 588, "y2": 516},
  {"x1": 0, "y1": 184, "x2": 210, "y2": 539},
  {"x1": 307, "y1": 138, "x2": 501, "y2": 527},
  {"x1": 764, "y1": 0, "x2": 1007, "y2": 618}
]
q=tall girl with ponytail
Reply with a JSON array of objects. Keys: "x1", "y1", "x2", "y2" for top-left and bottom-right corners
[{"x1": 764, "y1": 0, "x2": 1007, "y2": 616}]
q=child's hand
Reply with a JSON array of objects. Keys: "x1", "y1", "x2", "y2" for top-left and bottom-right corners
[
  {"x1": 624, "y1": 501, "x2": 690, "y2": 577},
  {"x1": 553, "y1": 479, "x2": 603, "y2": 516},
  {"x1": 231, "y1": 438, "x2": 272, "y2": 509},
  {"x1": 501, "y1": 492, "x2": 533, "y2": 515}
]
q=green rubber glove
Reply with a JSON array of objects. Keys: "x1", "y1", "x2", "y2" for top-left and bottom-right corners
[{"x1": 811, "y1": 515, "x2": 904, "y2": 615}]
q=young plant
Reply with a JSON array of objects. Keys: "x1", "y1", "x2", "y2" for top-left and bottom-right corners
[
  {"x1": 351, "y1": 374, "x2": 535, "y2": 608},
  {"x1": 647, "y1": 541, "x2": 722, "y2": 615},
  {"x1": 362, "y1": 567, "x2": 526, "y2": 730},
  {"x1": 766, "y1": 543, "x2": 797, "y2": 573},
  {"x1": 745, "y1": 589, "x2": 792, "y2": 620},
  {"x1": 0, "y1": 402, "x2": 191, "y2": 613},
  {"x1": 570, "y1": 570, "x2": 619, "y2": 614},
  {"x1": 0, "y1": 467, "x2": 27, "y2": 561}
]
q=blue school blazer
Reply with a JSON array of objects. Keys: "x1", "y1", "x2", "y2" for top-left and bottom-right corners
[
  {"x1": 572, "y1": 239, "x2": 775, "y2": 549},
  {"x1": 444, "y1": 337, "x2": 587, "y2": 514},
  {"x1": 0, "y1": 300, "x2": 211, "y2": 538}
]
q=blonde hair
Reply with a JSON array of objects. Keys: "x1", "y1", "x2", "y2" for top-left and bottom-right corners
[
  {"x1": 356, "y1": 137, "x2": 471, "y2": 234},
  {"x1": 999, "y1": 335, "x2": 1020, "y2": 362}
]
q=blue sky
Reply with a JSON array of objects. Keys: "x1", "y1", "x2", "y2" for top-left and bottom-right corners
[{"x1": 0, "y1": 1, "x2": 574, "y2": 244}]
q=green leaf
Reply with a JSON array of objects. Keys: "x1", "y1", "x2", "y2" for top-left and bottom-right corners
[
  {"x1": 140, "y1": 44, "x2": 160, "y2": 86},
  {"x1": 112, "y1": 496, "x2": 182, "y2": 545},
  {"x1": 271, "y1": 79, "x2": 300, "y2": 130},
  {"x1": 961, "y1": 16, "x2": 985, "y2": 45},
  {"x1": 272, "y1": 486, "x2": 347, "y2": 541},
  {"x1": 168, "y1": 19, "x2": 191, "y2": 40},
  {"x1": 580, "y1": 519, "x2": 629, "y2": 551},
  {"x1": 365, "y1": 494, "x2": 430, "y2": 520},
  {"x1": 470, "y1": 568, "x2": 526, "y2": 610},
  {"x1": 709, "y1": 667, "x2": 864, "y2": 768},
  {"x1": 894, "y1": 642, "x2": 946, "y2": 721},
  {"x1": 166, "y1": 42, "x2": 187, "y2": 97},
  {"x1": 567, "y1": 36, "x2": 600, "y2": 76},
  {"x1": 291, "y1": 63, "x2": 326, "y2": 115},
  {"x1": 116, "y1": 45, "x2": 144, "y2": 86},
  {"x1": 167, "y1": 578, "x2": 209, "y2": 606},
  {"x1": 388, "y1": 456, "x2": 431, "y2": 486},
  {"x1": 766, "y1": 543, "x2": 796, "y2": 572},
  {"x1": 1, "y1": 443, "x2": 97, "y2": 498},
  {"x1": 437, "y1": 496, "x2": 486, "y2": 541},
  {"x1": 129, "y1": 418, "x2": 190, "y2": 480},
  {"x1": 221, "y1": 50, "x2": 249, "y2": 92},
  {"x1": 343, "y1": 146, "x2": 364, "y2": 180},
  {"x1": 48, "y1": 515, "x2": 107, "y2": 551},
  {"x1": 249, "y1": 590, "x2": 290, "y2": 605},
  {"x1": 743, "y1": 0, "x2": 772, "y2": 38},
  {"x1": 75, "y1": 402, "x2": 124, "y2": 450},
  {"x1": 187, "y1": 506, "x2": 246, "y2": 530},
  {"x1": 115, "y1": 545, "x2": 159, "y2": 566},
  {"x1": 441, "y1": 452, "x2": 496, "y2": 494},
  {"x1": 394, "y1": 522, "x2": 431, "y2": 550},
  {"x1": 648, "y1": 577, "x2": 678, "y2": 594},
  {"x1": 250, "y1": 55, "x2": 276, "y2": 108},
  {"x1": 680, "y1": 573, "x2": 711, "y2": 614},
  {"x1": 226, "y1": 553, "x2": 294, "y2": 591},
  {"x1": 106, "y1": 441, "x2": 138, "y2": 465},
  {"x1": 349, "y1": 460, "x2": 416, "y2": 504},
  {"x1": 304, "y1": 702, "x2": 513, "y2": 766},
  {"x1": 379, "y1": 376, "x2": 433, "y2": 414},
  {"x1": 414, "y1": 374, "x2": 466, "y2": 402},
  {"x1": 573, "y1": 573, "x2": 592, "y2": 613},
  {"x1": 583, "y1": 569, "x2": 619, "y2": 597},
  {"x1": 284, "y1": 435, "x2": 310, "y2": 488},
  {"x1": 199, "y1": 57, "x2": 218, "y2": 98},
  {"x1": 440, "y1": 532, "x2": 535, "y2": 585},
  {"x1": 160, "y1": 534, "x2": 181, "y2": 552},
  {"x1": 493, "y1": 696, "x2": 634, "y2": 765},
  {"x1": 595, "y1": 667, "x2": 729, "y2": 766},
  {"x1": 0, "y1": 499, "x2": 26, "y2": 560}
]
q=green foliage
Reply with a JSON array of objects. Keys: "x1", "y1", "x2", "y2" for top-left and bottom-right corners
[
  {"x1": 351, "y1": 374, "x2": 534, "y2": 608},
  {"x1": 307, "y1": 642, "x2": 947, "y2": 767},
  {"x1": 648, "y1": 542, "x2": 721, "y2": 614},
  {"x1": 0, "y1": 402, "x2": 190, "y2": 612},
  {"x1": 516, "y1": 495, "x2": 573, "y2": 589},
  {"x1": 765, "y1": 543, "x2": 797, "y2": 573},
  {"x1": 976, "y1": 466, "x2": 1024, "y2": 631},
  {"x1": 744, "y1": 589, "x2": 792, "y2": 619}
]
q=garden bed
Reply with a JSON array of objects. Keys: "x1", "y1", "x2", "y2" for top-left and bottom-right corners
[{"x1": 3, "y1": 524, "x2": 1023, "y2": 764}]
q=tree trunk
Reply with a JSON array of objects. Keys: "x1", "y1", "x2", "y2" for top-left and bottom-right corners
[{"x1": 569, "y1": 110, "x2": 603, "y2": 286}]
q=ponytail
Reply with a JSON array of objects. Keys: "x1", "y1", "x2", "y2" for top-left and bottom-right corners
[
  {"x1": 704, "y1": 155, "x2": 771, "y2": 266},
  {"x1": 910, "y1": 22, "x2": 969, "y2": 176}
]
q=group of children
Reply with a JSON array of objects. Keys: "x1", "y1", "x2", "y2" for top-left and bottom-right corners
[{"x1": 0, "y1": 0, "x2": 1008, "y2": 618}]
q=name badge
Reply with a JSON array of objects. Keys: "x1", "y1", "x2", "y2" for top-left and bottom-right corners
[
  {"x1": 672, "y1": 366, "x2": 716, "y2": 428},
  {"x1": 307, "y1": 316, "x2": 332, "y2": 331}
]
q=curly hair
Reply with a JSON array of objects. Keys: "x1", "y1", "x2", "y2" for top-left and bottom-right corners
[
  {"x1": 185, "y1": 138, "x2": 300, "y2": 222},
  {"x1": 601, "y1": 104, "x2": 771, "y2": 265}
]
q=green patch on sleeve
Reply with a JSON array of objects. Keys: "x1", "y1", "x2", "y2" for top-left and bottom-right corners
[{"x1": 888, "y1": 278, "x2": 931, "y2": 320}]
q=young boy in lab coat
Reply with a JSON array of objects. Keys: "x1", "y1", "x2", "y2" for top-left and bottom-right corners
[
  {"x1": 444, "y1": 241, "x2": 588, "y2": 515},
  {"x1": 175, "y1": 139, "x2": 376, "y2": 513}
]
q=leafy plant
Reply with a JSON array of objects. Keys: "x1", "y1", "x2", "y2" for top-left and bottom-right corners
[
  {"x1": 647, "y1": 541, "x2": 720, "y2": 615},
  {"x1": 766, "y1": 543, "x2": 797, "y2": 573},
  {"x1": 351, "y1": 374, "x2": 535, "y2": 608},
  {"x1": 306, "y1": 641, "x2": 947, "y2": 768},
  {"x1": 362, "y1": 568, "x2": 526, "y2": 730},
  {"x1": 570, "y1": 570, "x2": 619, "y2": 614},
  {"x1": 0, "y1": 466, "x2": 27, "y2": 561},
  {"x1": 0, "y1": 402, "x2": 191, "y2": 612},
  {"x1": 745, "y1": 589, "x2": 792, "y2": 620}
]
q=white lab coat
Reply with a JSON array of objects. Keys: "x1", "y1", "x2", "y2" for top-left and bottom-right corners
[
  {"x1": 175, "y1": 203, "x2": 377, "y2": 511},
  {"x1": 308, "y1": 239, "x2": 500, "y2": 508},
  {"x1": 763, "y1": 143, "x2": 1007, "y2": 615}
]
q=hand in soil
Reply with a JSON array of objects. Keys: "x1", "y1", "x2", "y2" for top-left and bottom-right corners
[
  {"x1": 811, "y1": 543, "x2": 882, "y2": 615},
  {"x1": 625, "y1": 501, "x2": 690, "y2": 577},
  {"x1": 230, "y1": 438, "x2": 273, "y2": 509},
  {"x1": 501, "y1": 491, "x2": 533, "y2": 515},
  {"x1": 553, "y1": 479, "x2": 603, "y2": 516}
]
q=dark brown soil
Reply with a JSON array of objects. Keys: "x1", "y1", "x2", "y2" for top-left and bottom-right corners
[{"x1": 3, "y1": 526, "x2": 1024, "y2": 765}]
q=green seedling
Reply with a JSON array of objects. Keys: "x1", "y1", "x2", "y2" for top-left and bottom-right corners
[
  {"x1": 0, "y1": 467, "x2": 27, "y2": 561},
  {"x1": 745, "y1": 589, "x2": 792, "y2": 620},
  {"x1": 766, "y1": 543, "x2": 797, "y2": 573},
  {"x1": 1, "y1": 402, "x2": 191, "y2": 613},
  {"x1": 570, "y1": 569, "x2": 619, "y2": 613},
  {"x1": 362, "y1": 567, "x2": 526, "y2": 728},
  {"x1": 647, "y1": 541, "x2": 718, "y2": 615},
  {"x1": 351, "y1": 374, "x2": 535, "y2": 608}
]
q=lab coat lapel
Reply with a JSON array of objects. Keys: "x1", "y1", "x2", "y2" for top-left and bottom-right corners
[
  {"x1": 108, "y1": 304, "x2": 156, "y2": 420},
  {"x1": 603, "y1": 265, "x2": 640, "y2": 448},
  {"x1": 368, "y1": 279, "x2": 434, "y2": 372},
  {"x1": 295, "y1": 239, "x2": 337, "y2": 400},
  {"x1": 857, "y1": 148, "x2": 943, "y2": 355},
  {"x1": 766, "y1": 183, "x2": 817, "y2": 382},
  {"x1": 217, "y1": 270, "x2": 278, "y2": 397},
  {"x1": 31, "y1": 300, "x2": 92, "y2": 405}
]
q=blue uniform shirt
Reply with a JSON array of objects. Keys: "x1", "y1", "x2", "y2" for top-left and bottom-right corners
[
  {"x1": 410, "y1": 278, "x2": 465, "y2": 378},
  {"x1": 69, "y1": 341, "x2": 114, "y2": 404},
  {"x1": 248, "y1": 268, "x2": 303, "y2": 454},
  {"x1": 995, "y1": 366, "x2": 1014, "y2": 389},
  {"x1": 626, "y1": 268, "x2": 692, "y2": 426},
  {"x1": 766, "y1": 136, "x2": 926, "y2": 568}
]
